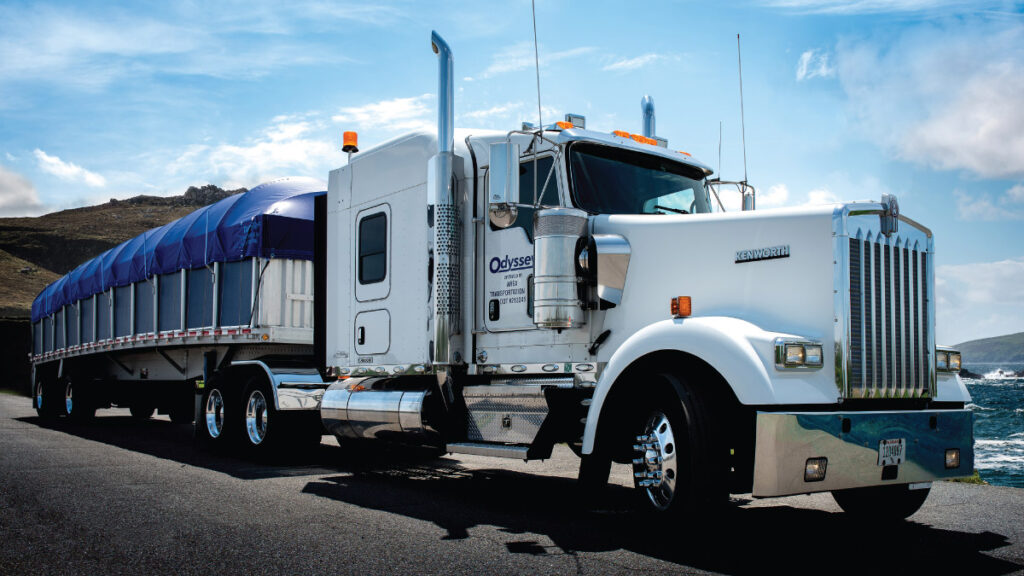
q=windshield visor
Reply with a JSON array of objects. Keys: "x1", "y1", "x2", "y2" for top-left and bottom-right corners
[{"x1": 568, "y1": 143, "x2": 710, "y2": 215}]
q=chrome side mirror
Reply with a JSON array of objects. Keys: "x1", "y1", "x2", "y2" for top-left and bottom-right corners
[{"x1": 488, "y1": 142, "x2": 520, "y2": 228}]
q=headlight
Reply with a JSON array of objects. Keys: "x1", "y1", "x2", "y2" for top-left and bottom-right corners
[
  {"x1": 936, "y1": 348, "x2": 961, "y2": 373},
  {"x1": 775, "y1": 339, "x2": 824, "y2": 370}
]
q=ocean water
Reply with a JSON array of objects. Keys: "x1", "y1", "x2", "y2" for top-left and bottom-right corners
[{"x1": 962, "y1": 364, "x2": 1024, "y2": 488}]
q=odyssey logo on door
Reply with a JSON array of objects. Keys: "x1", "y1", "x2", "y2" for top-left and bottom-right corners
[{"x1": 489, "y1": 254, "x2": 533, "y2": 274}]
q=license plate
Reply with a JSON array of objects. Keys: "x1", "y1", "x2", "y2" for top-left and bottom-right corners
[{"x1": 878, "y1": 438, "x2": 905, "y2": 466}]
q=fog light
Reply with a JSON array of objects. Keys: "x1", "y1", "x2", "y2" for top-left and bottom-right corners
[
  {"x1": 945, "y1": 449, "x2": 960, "y2": 469},
  {"x1": 804, "y1": 457, "x2": 828, "y2": 482},
  {"x1": 804, "y1": 344, "x2": 823, "y2": 367}
]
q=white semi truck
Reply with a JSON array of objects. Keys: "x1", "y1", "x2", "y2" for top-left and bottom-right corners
[{"x1": 29, "y1": 32, "x2": 973, "y2": 518}]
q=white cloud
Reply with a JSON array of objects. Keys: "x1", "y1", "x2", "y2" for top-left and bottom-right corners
[
  {"x1": 954, "y1": 184, "x2": 1024, "y2": 221},
  {"x1": 0, "y1": 5, "x2": 338, "y2": 90},
  {"x1": 834, "y1": 20, "x2": 1024, "y2": 179},
  {"x1": 171, "y1": 116, "x2": 335, "y2": 189},
  {"x1": 0, "y1": 164, "x2": 46, "y2": 216},
  {"x1": 936, "y1": 257, "x2": 1024, "y2": 344},
  {"x1": 33, "y1": 149, "x2": 106, "y2": 187},
  {"x1": 796, "y1": 49, "x2": 835, "y2": 81},
  {"x1": 759, "y1": 184, "x2": 791, "y2": 207},
  {"x1": 603, "y1": 54, "x2": 667, "y2": 72},
  {"x1": 806, "y1": 188, "x2": 841, "y2": 205},
  {"x1": 332, "y1": 95, "x2": 434, "y2": 133},
  {"x1": 480, "y1": 43, "x2": 595, "y2": 79},
  {"x1": 5, "y1": 152, "x2": 15, "y2": 162},
  {"x1": 762, "y1": 0, "x2": 1008, "y2": 14}
]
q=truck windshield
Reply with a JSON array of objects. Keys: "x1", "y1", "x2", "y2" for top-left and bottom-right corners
[{"x1": 568, "y1": 143, "x2": 710, "y2": 215}]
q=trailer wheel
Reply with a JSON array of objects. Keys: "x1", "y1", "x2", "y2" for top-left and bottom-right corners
[
  {"x1": 832, "y1": 484, "x2": 931, "y2": 521},
  {"x1": 201, "y1": 383, "x2": 230, "y2": 443},
  {"x1": 63, "y1": 380, "x2": 95, "y2": 421},
  {"x1": 631, "y1": 373, "x2": 717, "y2": 516},
  {"x1": 241, "y1": 377, "x2": 277, "y2": 453},
  {"x1": 34, "y1": 379, "x2": 59, "y2": 419}
]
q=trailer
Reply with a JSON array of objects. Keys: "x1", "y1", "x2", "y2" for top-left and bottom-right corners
[{"x1": 30, "y1": 31, "x2": 974, "y2": 518}]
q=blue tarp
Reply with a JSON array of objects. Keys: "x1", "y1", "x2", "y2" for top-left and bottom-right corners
[{"x1": 32, "y1": 177, "x2": 325, "y2": 322}]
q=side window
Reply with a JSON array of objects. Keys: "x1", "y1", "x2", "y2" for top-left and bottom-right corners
[
  {"x1": 358, "y1": 213, "x2": 387, "y2": 285},
  {"x1": 492, "y1": 155, "x2": 556, "y2": 241}
]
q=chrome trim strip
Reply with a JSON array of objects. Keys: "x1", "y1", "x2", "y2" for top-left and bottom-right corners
[{"x1": 446, "y1": 442, "x2": 530, "y2": 459}]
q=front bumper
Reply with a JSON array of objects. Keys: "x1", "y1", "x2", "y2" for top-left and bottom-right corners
[{"x1": 752, "y1": 409, "x2": 973, "y2": 497}]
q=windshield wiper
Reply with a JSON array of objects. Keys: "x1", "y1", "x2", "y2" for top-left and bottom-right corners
[{"x1": 654, "y1": 205, "x2": 689, "y2": 215}]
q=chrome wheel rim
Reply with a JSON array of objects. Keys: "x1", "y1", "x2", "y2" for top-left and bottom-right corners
[
  {"x1": 245, "y1": 390, "x2": 268, "y2": 445},
  {"x1": 633, "y1": 411, "x2": 678, "y2": 511},
  {"x1": 35, "y1": 382, "x2": 44, "y2": 411},
  {"x1": 205, "y1": 389, "x2": 225, "y2": 439},
  {"x1": 64, "y1": 382, "x2": 73, "y2": 415}
]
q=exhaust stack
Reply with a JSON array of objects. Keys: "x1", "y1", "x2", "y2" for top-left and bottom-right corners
[
  {"x1": 429, "y1": 31, "x2": 460, "y2": 371},
  {"x1": 641, "y1": 94, "x2": 655, "y2": 138}
]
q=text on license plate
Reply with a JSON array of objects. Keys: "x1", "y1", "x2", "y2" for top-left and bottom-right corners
[{"x1": 878, "y1": 438, "x2": 905, "y2": 466}]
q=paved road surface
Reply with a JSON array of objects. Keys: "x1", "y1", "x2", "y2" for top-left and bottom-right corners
[{"x1": 1, "y1": 391, "x2": 1022, "y2": 575}]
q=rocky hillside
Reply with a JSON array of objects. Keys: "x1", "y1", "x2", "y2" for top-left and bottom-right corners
[
  {"x1": 956, "y1": 331, "x2": 1024, "y2": 364},
  {"x1": 0, "y1": 184, "x2": 244, "y2": 317}
]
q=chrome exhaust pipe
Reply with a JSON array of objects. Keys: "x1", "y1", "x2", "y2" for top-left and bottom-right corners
[
  {"x1": 641, "y1": 94, "x2": 655, "y2": 138},
  {"x1": 429, "y1": 31, "x2": 460, "y2": 372}
]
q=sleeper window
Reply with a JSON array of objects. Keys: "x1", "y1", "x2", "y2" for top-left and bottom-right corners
[{"x1": 359, "y1": 213, "x2": 387, "y2": 284}]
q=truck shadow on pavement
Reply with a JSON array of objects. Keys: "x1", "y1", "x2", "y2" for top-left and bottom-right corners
[
  {"x1": 21, "y1": 413, "x2": 1022, "y2": 575},
  {"x1": 302, "y1": 465, "x2": 1022, "y2": 575}
]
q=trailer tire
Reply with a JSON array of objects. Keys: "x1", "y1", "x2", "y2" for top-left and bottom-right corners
[
  {"x1": 240, "y1": 377, "x2": 279, "y2": 455},
  {"x1": 34, "y1": 379, "x2": 60, "y2": 419},
  {"x1": 63, "y1": 379, "x2": 95, "y2": 421},
  {"x1": 200, "y1": 381, "x2": 234, "y2": 447},
  {"x1": 832, "y1": 484, "x2": 930, "y2": 521},
  {"x1": 630, "y1": 372, "x2": 718, "y2": 516}
]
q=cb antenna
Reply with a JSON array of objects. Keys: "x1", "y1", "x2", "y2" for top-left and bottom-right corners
[
  {"x1": 531, "y1": 0, "x2": 543, "y2": 132},
  {"x1": 737, "y1": 33, "x2": 748, "y2": 184}
]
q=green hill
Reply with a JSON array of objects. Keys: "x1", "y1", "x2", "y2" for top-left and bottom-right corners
[{"x1": 956, "y1": 332, "x2": 1024, "y2": 364}]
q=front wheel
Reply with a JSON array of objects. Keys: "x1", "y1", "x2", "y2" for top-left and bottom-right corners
[
  {"x1": 629, "y1": 373, "x2": 722, "y2": 515},
  {"x1": 832, "y1": 484, "x2": 931, "y2": 520}
]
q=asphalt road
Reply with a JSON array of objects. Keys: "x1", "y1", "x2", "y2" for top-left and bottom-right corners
[{"x1": 1, "y1": 391, "x2": 1023, "y2": 575}]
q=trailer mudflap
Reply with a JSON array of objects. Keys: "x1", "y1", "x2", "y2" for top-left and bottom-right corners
[{"x1": 752, "y1": 409, "x2": 973, "y2": 497}]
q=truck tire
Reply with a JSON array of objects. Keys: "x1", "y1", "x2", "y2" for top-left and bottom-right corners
[
  {"x1": 34, "y1": 379, "x2": 60, "y2": 419},
  {"x1": 832, "y1": 484, "x2": 931, "y2": 520},
  {"x1": 631, "y1": 373, "x2": 718, "y2": 515},
  {"x1": 240, "y1": 377, "x2": 278, "y2": 454},
  {"x1": 63, "y1": 379, "x2": 96, "y2": 421},
  {"x1": 200, "y1": 381, "x2": 233, "y2": 446}
]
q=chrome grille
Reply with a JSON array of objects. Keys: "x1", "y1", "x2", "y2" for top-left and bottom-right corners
[{"x1": 847, "y1": 236, "x2": 929, "y2": 398}]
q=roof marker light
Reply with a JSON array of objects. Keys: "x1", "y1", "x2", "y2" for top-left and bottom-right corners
[
  {"x1": 556, "y1": 121, "x2": 574, "y2": 130},
  {"x1": 613, "y1": 130, "x2": 631, "y2": 138}
]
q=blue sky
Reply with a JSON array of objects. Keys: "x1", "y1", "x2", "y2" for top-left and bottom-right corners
[{"x1": 1, "y1": 0, "x2": 1022, "y2": 345}]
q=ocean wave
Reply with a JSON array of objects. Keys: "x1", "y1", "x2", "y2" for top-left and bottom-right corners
[
  {"x1": 966, "y1": 403, "x2": 994, "y2": 411},
  {"x1": 975, "y1": 438, "x2": 1024, "y2": 448}
]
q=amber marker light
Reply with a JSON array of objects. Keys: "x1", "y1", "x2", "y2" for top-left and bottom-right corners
[
  {"x1": 670, "y1": 296, "x2": 692, "y2": 318},
  {"x1": 631, "y1": 134, "x2": 658, "y2": 146},
  {"x1": 556, "y1": 121, "x2": 574, "y2": 130},
  {"x1": 342, "y1": 131, "x2": 359, "y2": 153},
  {"x1": 613, "y1": 130, "x2": 631, "y2": 138}
]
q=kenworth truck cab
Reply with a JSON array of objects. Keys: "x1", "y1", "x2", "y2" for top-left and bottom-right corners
[{"x1": 30, "y1": 31, "x2": 973, "y2": 518}]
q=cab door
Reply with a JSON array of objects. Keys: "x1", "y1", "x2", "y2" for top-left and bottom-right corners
[{"x1": 481, "y1": 155, "x2": 557, "y2": 332}]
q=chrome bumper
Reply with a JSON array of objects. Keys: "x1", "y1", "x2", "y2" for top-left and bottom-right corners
[{"x1": 752, "y1": 409, "x2": 973, "y2": 497}]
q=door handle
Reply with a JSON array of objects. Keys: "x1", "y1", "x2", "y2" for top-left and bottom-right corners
[{"x1": 357, "y1": 326, "x2": 365, "y2": 345}]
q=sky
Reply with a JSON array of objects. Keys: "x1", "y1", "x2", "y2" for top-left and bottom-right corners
[{"x1": 1, "y1": 0, "x2": 1022, "y2": 345}]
